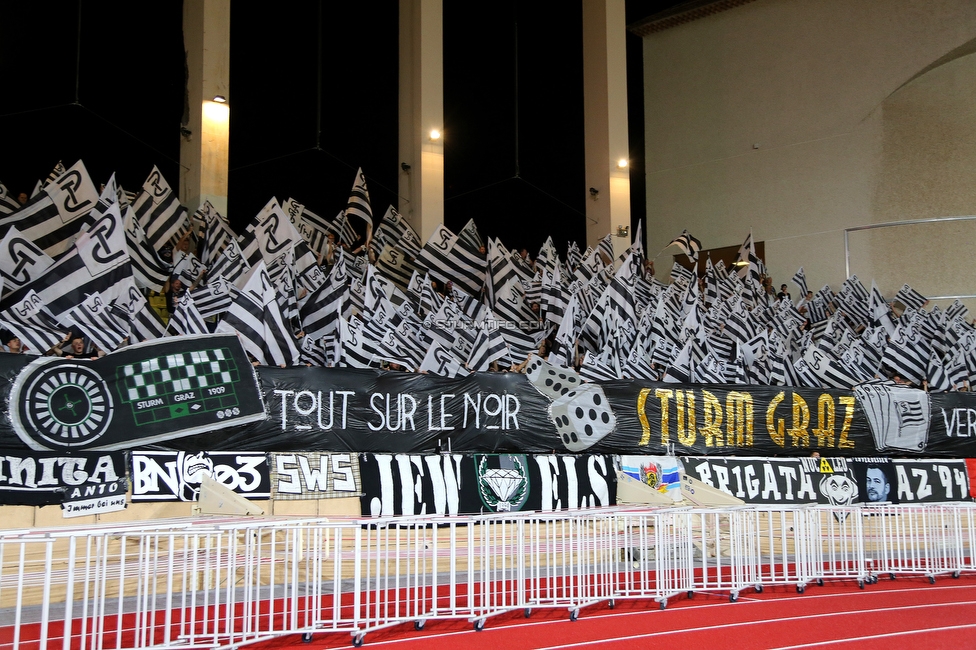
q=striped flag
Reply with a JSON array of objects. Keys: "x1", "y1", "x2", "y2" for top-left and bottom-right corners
[
  {"x1": 0, "y1": 289, "x2": 67, "y2": 354},
  {"x1": 464, "y1": 324, "x2": 506, "y2": 371},
  {"x1": 0, "y1": 159, "x2": 99, "y2": 257},
  {"x1": 189, "y1": 273, "x2": 233, "y2": 318},
  {"x1": 344, "y1": 168, "x2": 373, "y2": 243},
  {"x1": 416, "y1": 224, "x2": 486, "y2": 297},
  {"x1": 946, "y1": 300, "x2": 969, "y2": 323},
  {"x1": 199, "y1": 203, "x2": 236, "y2": 266},
  {"x1": 284, "y1": 199, "x2": 332, "y2": 256},
  {"x1": 791, "y1": 267, "x2": 808, "y2": 298},
  {"x1": 104, "y1": 279, "x2": 160, "y2": 340},
  {"x1": 339, "y1": 315, "x2": 378, "y2": 368},
  {"x1": 419, "y1": 341, "x2": 467, "y2": 377},
  {"x1": 124, "y1": 207, "x2": 170, "y2": 291},
  {"x1": 299, "y1": 250, "x2": 349, "y2": 340},
  {"x1": 167, "y1": 291, "x2": 209, "y2": 336},
  {"x1": 894, "y1": 284, "x2": 928, "y2": 310},
  {"x1": 0, "y1": 200, "x2": 132, "y2": 327},
  {"x1": 64, "y1": 290, "x2": 130, "y2": 352},
  {"x1": 241, "y1": 199, "x2": 305, "y2": 268},
  {"x1": 927, "y1": 350, "x2": 951, "y2": 392},
  {"x1": 216, "y1": 261, "x2": 299, "y2": 367},
  {"x1": 132, "y1": 166, "x2": 190, "y2": 250},
  {"x1": 373, "y1": 205, "x2": 423, "y2": 258},
  {"x1": 42, "y1": 161, "x2": 67, "y2": 187},
  {"x1": 207, "y1": 238, "x2": 249, "y2": 285},
  {"x1": 579, "y1": 350, "x2": 620, "y2": 382},
  {"x1": 703, "y1": 255, "x2": 718, "y2": 307},
  {"x1": 869, "y1": 280, "x2": 897, "y2": 336},
  {"x1": 375, "y1": 244, "x2": 420, "y2": 291},
  {"x1": 881, "y1": 325, "x2": 929, "y2": 385},
  {"x1": 596, "y1": 233, "x2": 614, "y2": 265},
  {"x1": 299, "y1": 334, "x2": 330, "y2": 367},
  {"x1": 670, "y1": 260, "x2": 694, "y2": 286},
  {"x1": 172, "y1": 249, "x2": 206, "y2": 286},
  {"x1": 457, "y1": 218, "x2": 485, "y2": 253},
  {"x1": 663, "y1": 339, "x2": 694, "y2": 383},
  {"x1": 0, "y1": 181, "x2": 21, "y2": 216},
  {"x1": 668, "y1": 230, "x2": 702, "y2": 264},
  {"x1": 566, "y1": 241, "x2": 582, "y2": 272}
]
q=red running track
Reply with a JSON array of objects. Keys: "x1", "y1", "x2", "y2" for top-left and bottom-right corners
[
  {"x1": 272, "y1": 575, "x2": 976, "y2": 649},
  {"x1": 5, "y1": 575, "x2": 976, "y2": 649}
]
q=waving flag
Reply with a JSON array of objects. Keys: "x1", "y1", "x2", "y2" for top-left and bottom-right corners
[
  {"x1": 132, "y1": 166, "x2": 190, "y2": 249},
  {"x1": 668, "y1": 230, "x2": 702, "y2": 264}
]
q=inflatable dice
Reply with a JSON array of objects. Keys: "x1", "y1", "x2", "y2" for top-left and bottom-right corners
[
  {"x1": 525, "y1": 355, "x2": 583, "y2": 401},
  {"x1": 549, "y1": 383, "x2": 616, "y2": 452}
]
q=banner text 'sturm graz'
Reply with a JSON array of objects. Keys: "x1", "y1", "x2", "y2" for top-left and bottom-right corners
[{"x1": 0, "y1": 335, "x2": 975, "y2": 457}]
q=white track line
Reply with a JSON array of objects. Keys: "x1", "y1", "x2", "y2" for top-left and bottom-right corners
[
  {"x1": 535, "y1": 599, "x2": 976, "y2": 649},
  {"x1": 771, "y1": 623, "x2": 976, "y2": 648},
  {"x1": 360, "y1": 584, "x2": 976, "y2": 647}
]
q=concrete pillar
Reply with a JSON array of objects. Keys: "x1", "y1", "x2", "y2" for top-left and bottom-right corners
[
  {"x1": 582, "y1": 0, "x2": 631, "y2": 259},
  {"x1": 399, "y1": 0, "x2": 444, "y2": 243},
  {"x1": 180, "y1": 0, "x2": 231, "y2": 217}
]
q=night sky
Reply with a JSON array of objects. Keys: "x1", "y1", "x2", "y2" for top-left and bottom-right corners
[{"x1": 0, "y1": 1, "x2": 681, "y2": 257}]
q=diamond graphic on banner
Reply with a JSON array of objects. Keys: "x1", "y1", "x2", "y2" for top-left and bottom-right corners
[
  {"x1": 483, "y1": 468, "x2": 523, "y2": 503},
  {"x1": 475, "y1": 454, "x2": 529, "y2": 512}
]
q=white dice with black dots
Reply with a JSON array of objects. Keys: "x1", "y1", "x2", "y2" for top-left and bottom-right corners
[
  {"x1": 525, "y1": 355, "x2": 583, "y2": 401},
  {"x1": 548, "y1": 384, "x2": 616, "y2": 452}
]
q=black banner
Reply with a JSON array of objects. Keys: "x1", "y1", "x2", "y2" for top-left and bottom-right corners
[
  {"x1": 359, "y1": 453, "x2": 616, "y2": 516},
  {"x1": 130, "y1": 451, "x2": 271, "y2": 501},
  {"x1": 0, "y1": 450, "x2": 126, "y2": 505},
  {"x1": 5, "y1": 334, "x2": 265, "y2": 452},
  {"x1": 0, "y1": 344, "x2": 973, "y2": 457},
  {"x1": 849, "y1": 458, "x2": 970, "y2": 504},
  {"x1": 681, "y1": 456, "x2": 859, "y2": 506}
]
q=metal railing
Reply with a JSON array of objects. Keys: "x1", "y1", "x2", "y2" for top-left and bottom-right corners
[{"x1": 2, "y1": 503, "x2": 973, "y2": 649}]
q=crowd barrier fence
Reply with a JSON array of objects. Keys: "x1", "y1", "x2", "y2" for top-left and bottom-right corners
[{"x1": 2, "y1": 503, "x2": 974, "y2": 649}]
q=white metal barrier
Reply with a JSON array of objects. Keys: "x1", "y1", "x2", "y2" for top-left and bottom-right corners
[
  {"x1": 750, "y1": 507, "x2": 819, "y2": 593},
  {"x1": 861, "y1": 504, "x2": 965, "y2": 583},
  {"x1": 3, "y1": 504, "x2": 975, "y2": 650}
]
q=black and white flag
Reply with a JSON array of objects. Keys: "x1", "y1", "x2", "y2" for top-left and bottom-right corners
[
  {"x1": 217, "y1": 261, "x2": 299, "y2": 367},
  {"x1": 344, "y1": 168, "x2": 373, "y2": 243},
  {"x1": 0, "y1": 160, "x2": 99, "y2": 257},
  {"x1": 132, "y1": 166, "x2": 190, "y2": 249},
  {"x1": 668, "y1": 230, "x2": 702, "y2": 264},
  {"x1": 791, "y1": 267, "x2": 808, "y2": 298},
  {"x1": 167, "y1": 292, "x2": 209, "y2": 336},
  {"x1": 894, "y1": 284, "x2": 928, "y2": 310}
]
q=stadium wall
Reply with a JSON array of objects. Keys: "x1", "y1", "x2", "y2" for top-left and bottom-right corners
[{"x1": 640, "y1": 0, "x2": 976, "y2": 310}]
